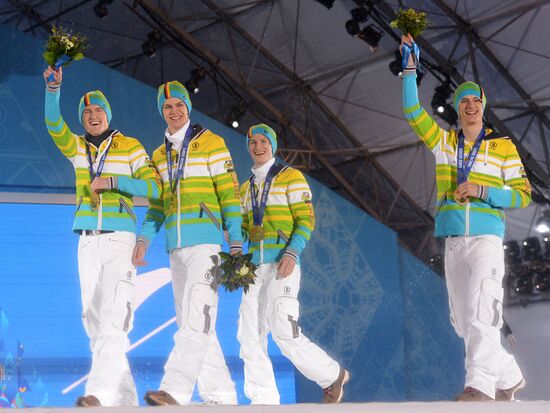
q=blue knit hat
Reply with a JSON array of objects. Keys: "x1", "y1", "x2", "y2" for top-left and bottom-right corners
[
  {"x1": 247, "y1": 124, "x2": 277, "y2": 155},
  {"x1": 78, "y1": 90, "x2": 112, "y2": 125},
  {"x1": 157, "y1": 81, "x2": 192, "y2": 117},
  {"x1": 453, "y1": 81, "x2": 487, "y2": 112}
]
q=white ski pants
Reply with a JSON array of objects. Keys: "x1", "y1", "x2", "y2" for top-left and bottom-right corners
[
  {"x1": 237, "y1": 262, "x2": 340, "y2": 404},
  {"x1": 77, "y1": 231, "x2": 138, "y2": 406},
  {"x1": 445, "y1": 235, "x2": 523, "y2": 398},
  {"x1": 159, "y1": 244, "x2": 236, "y2": 405}
]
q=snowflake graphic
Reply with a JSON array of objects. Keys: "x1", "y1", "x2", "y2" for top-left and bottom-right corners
[{"x1": 299, "y1": 190, "x2": 384, "y2": 359}]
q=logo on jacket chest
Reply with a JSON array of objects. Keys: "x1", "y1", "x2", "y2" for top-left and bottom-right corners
[{"x1": 192, "y1": 142, "x2": 200, "y2": 150}]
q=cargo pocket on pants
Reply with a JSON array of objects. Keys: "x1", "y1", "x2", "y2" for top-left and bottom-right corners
[
  {"x1": 188, "y1": 283, "x2": 218, "y2": 334},
  {"x1": 273, "y1": 296, "x2": 300, "y2": 340},
  {"x1": 477, "y1": 277, "x2": 503, "y2": 328},
  {"x1": 112, "y1": 280, "x2": 135, "y2": 332}
]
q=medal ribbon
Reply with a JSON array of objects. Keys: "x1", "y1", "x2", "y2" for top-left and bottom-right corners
[
  {"x1": 85, "y1": 130, "x2": 117, "y2": 181},
  {"x1": 457, "y1": 129, "x2": 486, "y2": 186},
  {"x1": 250, "y1": 164, "x2": 280, "y2": 227},
  {"x1": 166, "y1": 126, "x2": 194, "y2": 195},
  {"x1": 401, "y1": 42, "x2": 421, "y2": 72}
]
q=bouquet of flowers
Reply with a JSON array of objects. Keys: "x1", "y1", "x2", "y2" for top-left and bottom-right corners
[
  {"x1": 218, "y1": 252, "x2": 257, "y2": 293},
  {"x1": 390, "y1": 8, "x2": 429, "y2": 38},
  {"x1": 43, "y1": 26, "x2": 87, "y2": 80}
]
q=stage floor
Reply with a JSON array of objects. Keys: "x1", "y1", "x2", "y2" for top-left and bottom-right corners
[{"x1": 15, "y1": 401, "x2": 550, "y2": 413}]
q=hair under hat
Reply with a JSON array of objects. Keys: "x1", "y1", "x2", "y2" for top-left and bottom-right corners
[
  {"x1": 78, "y1": 90, "x2": 112, "y2": 125},
  {"x1": 157, "y1": 81, "x2": 192, "y2": 117},
  {"x1": 453, "y1": 81, "x2": 487, "y2": 112},
  {"x1": 247, "y1": 124, "x2": 277, "y2": 155}
]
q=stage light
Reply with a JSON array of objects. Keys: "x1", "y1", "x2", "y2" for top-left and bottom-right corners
[
  {"x1": 185, "y1": 68, "x2": 207, "y2": 94},
  {"x1": 389, "y1": 51, "x2": 402, "y2": 76},
  {"x1": 93, "y1": 0, "x2": 113, "y2": 19},
  {"x1": 503, "y1": 240, "x2": 521, "y2": 264},
  {"x1": 142, "y1": 30, "x2": 162, "y2": 58},
  {"x1": 345, "y1": 7, "x2": 368, "y2": 37},
  {"x1": 534, "y1": 270, "x2": 550, "y2": 292},
  {"x1": 535, "y1": 210, "x2": 550, "y2": 233},
  {"x1": 514, "y1": 274, "x2": 533, "y2": 295},
  {"x1": 431, "y1": 82, "x2": 458, "y2": 125},
  {"x1": 358, "y1": 25, "x2": 383, "y2": 52},
  {"x1": 226, "y1": 103, "x2": 246, "y2": 129},
  {"x1": 522, "y1": 236, "x2": 541, "y2": 260},
  {"x1": 429, "y1": 254, "x2": 444, "y2": 275},
  {"x1": 314, "y1": 0, "x2": 334, "y2": 9}
]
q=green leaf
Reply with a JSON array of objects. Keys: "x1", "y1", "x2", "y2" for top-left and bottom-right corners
[
  {"x1": 42, "y1": 51, "x2": 55, "y2": 65},
  {"x1": 73, "y1": 52, "x2": 84, "y2": 61}
]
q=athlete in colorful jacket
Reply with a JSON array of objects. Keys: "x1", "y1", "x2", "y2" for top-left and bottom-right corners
[
  {"x1": 45, "y1": 77, "x2": 161, "y2": 233},
  {"x1": 135, "y1": 81, "x2": 241, "y2": 407},
  {"x1": 43, "y1": 66, "x2": 160, "y2": 408},
  {"x1": 401, "y1": 34, "x2": 529, "y2": 402},
  {"x1": 240, "y1": 156, "x2": 314, "y2": 266},
  {"x1": 237, "y1": 124, "x2": 349, "y2": 405}
]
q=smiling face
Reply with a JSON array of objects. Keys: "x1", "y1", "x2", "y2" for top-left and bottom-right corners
[
  {"x1": 162, "y1": 97, "x2": 189, "y2": 134},
  {"x1": 82, "y1": 105, "x2": 109, "y2": 136},
  {"x1": 248, "y1": 133, "x2": 273, "y2": 167},
  {"x1": 458, "y1": 95, "x2": 484, "y2": 128}
]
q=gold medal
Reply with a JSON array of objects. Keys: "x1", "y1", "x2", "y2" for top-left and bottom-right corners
[
  {"x1": 249, "y1": 225, "x2": 265, "y2": 242},
  {"x1": 453, "y1": 189, "x2": 468, "y2": 206}
]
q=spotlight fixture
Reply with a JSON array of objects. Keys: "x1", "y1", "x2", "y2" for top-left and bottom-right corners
[
  {"x1": 431, "y1": 82, "x2": 457, "y2": 125},
  {"x1": 535, "y1": 209, "x2": 550, "y2": 233},
  {"x1": 358, "y1": 24, "x2": 383, "y2": 52},
  {"x1": 185, "y1": 68, "x2": 207, "y2": 94},
  {"x1": 93, "y1": 0, "x2": 114, "y2": 19},
  {"x1": 514, "y1": 274, "x2": 533, "y2": 295},
  {"x1": 226, "y1": 103, "x2": 246, "y2": 129},
  {"x1": 428, "y1": 254, "x2": 443, "y2": 275},
  {"x1": 142, "y1": 30, "x2": 162, "y2": 58},
  {"x1": 313, "y1": 0, "x2": 334, "y2": 9},
  {"x1": 534, "y1": 269, "x2": 550, "y2": 292},
  {"x1": 523, "y1": 236, "x2": 542, "y2": 261},
  {"x1": 345, "y1": 7, "x2": 368, "y2": 37},
  {"x1": 388, "y1": 51, "x2": 402, "y2": 76},
  {"x1": 503, "y1": 240, "x2": 521, "y2": 264}
]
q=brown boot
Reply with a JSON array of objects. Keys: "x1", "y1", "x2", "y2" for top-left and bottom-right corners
[
  {"x1": 76, "y1": 395, "x2": 101, "y2": 407},
  {"x1": 496, "y1": 378, "x2": 526, "y2": 401},
  {"x1": 455, "y1": 387, "x2": 494, "y2": 401},
  {"x1": 321, "y1": 368, "x2": 350, "y2": 403},
  {"x1": 144, "y1": 390, "x2": 179, "y2": 406}
]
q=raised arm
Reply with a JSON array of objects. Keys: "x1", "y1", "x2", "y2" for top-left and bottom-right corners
[{"x1": 43, "y1": 66, "x2": 79, "y2": 160}]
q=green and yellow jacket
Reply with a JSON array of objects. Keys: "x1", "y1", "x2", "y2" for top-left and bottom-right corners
[
  {"x1": 402, "y1": 72, "x2": 531, "y2": 238},
  {"x1": 139, "y1": 126, "x2": 243, "y2": 251},
  {"x1": 45, "y1": 88, "x2": 161, "y2": 233}
]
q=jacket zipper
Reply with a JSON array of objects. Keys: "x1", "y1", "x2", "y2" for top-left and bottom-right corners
[
  {"x1": 119, "y1": 198, "x2": 136, "y2": 223},
  {"x1": 199, "y1": 202, "x2": 221, "y2": 230},
  {"x1": 75, "y1": 195, "x2": 83, "y2": 213},
  {"x1": 277, "y1": 229, "x2": 289, "y2": 244}
]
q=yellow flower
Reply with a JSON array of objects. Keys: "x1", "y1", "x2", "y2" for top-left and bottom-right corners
[{"x1": 238, "y1": 265, "x2": 250, "y2": 276}]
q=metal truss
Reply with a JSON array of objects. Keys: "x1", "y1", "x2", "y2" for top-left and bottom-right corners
[
  {"x1": 373, "y1": 0, "x2": 550, "y2": 203},
  {"x1": 0, "y1": 0, "x2": 443, "y2": 259}
]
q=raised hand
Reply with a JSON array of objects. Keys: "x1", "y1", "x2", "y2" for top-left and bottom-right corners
[{"x1": 43, "y1": 66, "x2": 63, "y2": 88}]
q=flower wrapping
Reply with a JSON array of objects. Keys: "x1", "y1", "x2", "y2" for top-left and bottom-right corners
[
  {"x1": 43, "y1": 26, "x2": 87, "y2": 81},
  {"x1": 218, "y1": 252, "x2": 258, "y2": 294}
]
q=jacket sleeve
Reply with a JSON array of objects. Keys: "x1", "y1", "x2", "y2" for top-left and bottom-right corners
[
  {"x1": 208, "y1": 138, "x2": 243, "y2": 247},
  {"x1": 402, "y1": 72, "x2": 446, "y2": 152},
  {"x1": 44, "y1": 88, "x2": 79, "y2": 159},
  {"x1": 138, "y1": 158, "x2": 166, "y2": 246},
  {"x1": 284, "y1": 170, "x2": 315, "y2": 260},
  {"x1": 240, "y1": 182, "x2": 250, "y2": 242},
  {"x1": 116, "y1": 139, "x2": 162, "y2": 199},
  {"x1": 483, "y1": 141, "x2": 531, "y2": 209}
]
